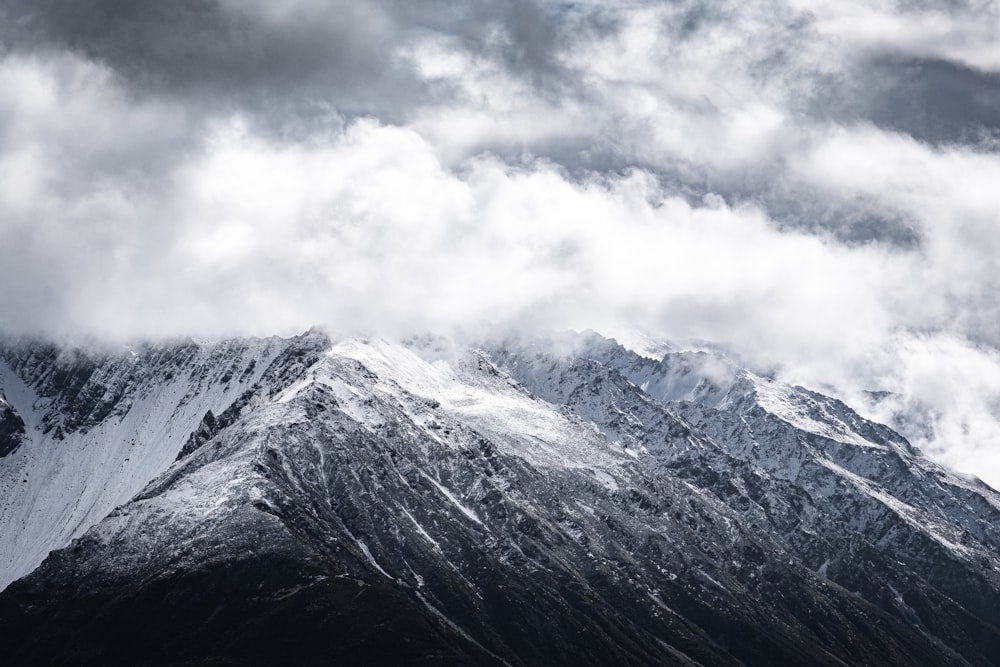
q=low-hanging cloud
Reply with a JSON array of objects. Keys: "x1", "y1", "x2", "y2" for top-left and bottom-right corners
[{"x1": 1, "y1": 0, "x2": 999, "y2": 487}]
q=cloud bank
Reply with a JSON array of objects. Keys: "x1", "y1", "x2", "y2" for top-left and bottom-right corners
[{"x1": 1, "y1": 0, "x2": 999, "y2": 485}]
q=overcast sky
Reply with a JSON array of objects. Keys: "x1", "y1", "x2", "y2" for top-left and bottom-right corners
[{"x1": 2, "y1": 0, "x2": 1000, "y2": 485}]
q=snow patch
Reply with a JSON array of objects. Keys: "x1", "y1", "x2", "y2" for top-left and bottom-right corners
[
  {"x1": 401, "y1": 506, "x2": 443, "y2": 551},
  {"x1": 325, "y1": 338, "x2": 629, "y2": 472},
  {"x1": 752, "y1": 375, "x2": 887, "y2": 450},
  {"x1": 419, "y1": 471, "x2": 483, "y2": 525},
  {"x1": 356, "y1": 540, "x2": 393, "y2": 579},
  {"x1": 593, "y1": 470, "x2": 619, "y2": 492}
]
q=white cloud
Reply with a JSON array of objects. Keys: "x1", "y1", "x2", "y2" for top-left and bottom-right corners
[
  {"x1": 789, "y1": 0, "x2": 1000, "y2": 73},
  {"x1": 2, "y1": 2, "x2": 1000, "y2": 488}
]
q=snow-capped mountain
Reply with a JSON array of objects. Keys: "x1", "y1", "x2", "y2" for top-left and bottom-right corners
[
  {"x1": 0, "y1": 330, "x2": 998, "y2": 665},
  {"x1": 0, "y1": 333, "x2": 317, "y2": 590}
]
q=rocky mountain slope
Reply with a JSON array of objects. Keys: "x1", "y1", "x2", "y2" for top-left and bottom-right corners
[
  {"x1": 0, "y1": 330, "x2": 998, "y2": 665},
  {"x1": 0, "y1": 333, "x2": 313, "y2": 590}
]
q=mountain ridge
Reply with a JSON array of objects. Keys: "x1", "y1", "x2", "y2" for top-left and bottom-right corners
[{"x1": 0, "y1": 329, "x2": 998, "y2": 665}]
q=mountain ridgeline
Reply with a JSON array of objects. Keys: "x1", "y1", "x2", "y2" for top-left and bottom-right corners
[{"x1": 0, "y1": 330, "x2": 998, "y2": 666}]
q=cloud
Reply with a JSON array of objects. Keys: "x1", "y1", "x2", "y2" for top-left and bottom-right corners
[
  {"x1": 1, "y1": 0, "x2": 1000, "y2": 487},
  {"x1": 825, "y1": 56, "x2": 1000, "y2": 146},
  {"x1": 787, "y1": 0, "x2": 1000, "y2": 74}
]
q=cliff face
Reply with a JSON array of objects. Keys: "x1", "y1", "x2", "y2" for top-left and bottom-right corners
[
  {"x1": 0, "y1": 331, "x2": 997, "y2": 666},
  {"x1": 0, "y1": 332, "x2": 323, "y2": 589}
]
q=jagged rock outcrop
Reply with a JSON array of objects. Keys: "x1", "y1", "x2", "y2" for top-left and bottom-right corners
[{"x1": 0, "y1": 395, "x2": 25, "y2": 458}]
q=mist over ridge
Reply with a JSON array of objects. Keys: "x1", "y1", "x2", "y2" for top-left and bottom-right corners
[{"x1": 1, "y1": 0, "x2": 999, "y2": 485}]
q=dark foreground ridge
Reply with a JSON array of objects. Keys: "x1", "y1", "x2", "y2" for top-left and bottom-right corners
[{"x1": 1, "y1": 331, "x2": 998, "y2": 666}]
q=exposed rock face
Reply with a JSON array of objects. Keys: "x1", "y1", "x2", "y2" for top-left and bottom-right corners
[
  {"x1": 0, "y1": 331, "x2": 998, "y2": 665},
  {"x1": 0, "y1": 332, "x2": 321, "y2": 589},
  {"x1": 0, "y1": 397, "x2": 25, "y2": 458}
]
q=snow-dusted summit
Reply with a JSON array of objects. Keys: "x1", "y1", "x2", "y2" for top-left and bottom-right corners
[{"x1": 0, "y1": 330, "x2": 998, "y2": 665}]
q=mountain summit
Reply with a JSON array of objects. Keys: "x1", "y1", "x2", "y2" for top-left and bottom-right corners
[{"x1": 1, "y1": 330, "x2": 998, "y2": 665}]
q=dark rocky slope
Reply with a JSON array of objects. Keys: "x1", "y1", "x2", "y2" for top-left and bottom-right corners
[{"x1": 0, "y1": 332, "x2": 997, "y2": 665}]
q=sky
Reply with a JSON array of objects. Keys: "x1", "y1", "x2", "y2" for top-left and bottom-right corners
[{"x1": 1, "y1": 0, "x2": 1000, "y2": 485}]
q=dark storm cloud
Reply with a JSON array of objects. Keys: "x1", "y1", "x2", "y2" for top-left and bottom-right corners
[
  {"x1": 1, "y1": 0, "x2": 577, "y2": 125},
  {"x1": 4, "y1": 0, "x2": 415, "y2": 120},
  {"x1": 810, "y1": 55, "x2": 1000, "y2": 147},
  {"x1": 7, "y1": 0, "x2": 994, "y2": 179},
  {"x1": 861, "y1": 57, "x2": 1000, "y2": 146}
]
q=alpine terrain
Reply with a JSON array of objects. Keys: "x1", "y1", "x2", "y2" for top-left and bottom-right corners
[{"x1": 0, "y1": 329, "x2": 998, "y2": 666}]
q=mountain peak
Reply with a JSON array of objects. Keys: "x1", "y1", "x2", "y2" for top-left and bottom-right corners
[{"x1": 1, "y1": 329, "x2": 998, "y2": 665}]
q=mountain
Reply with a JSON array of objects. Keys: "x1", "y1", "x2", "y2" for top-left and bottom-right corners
[
  {"x1": 0, "y1": 333, "x2": 310, "y2": 591},
  {"x1": 0, "y1": 330, "x2": 998, "y2": 665}
]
